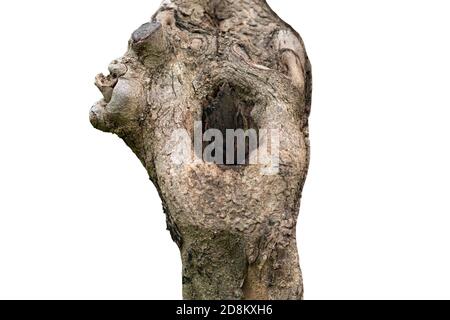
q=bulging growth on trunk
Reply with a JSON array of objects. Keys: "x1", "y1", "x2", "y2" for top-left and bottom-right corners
[{"x1": 90, "y1": 0, "x2": 312, "y2": 300}]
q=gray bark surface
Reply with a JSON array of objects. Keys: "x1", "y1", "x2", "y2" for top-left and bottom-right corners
[{"x1": 90, "y1": 0, "x2": 312, "y2": 300}]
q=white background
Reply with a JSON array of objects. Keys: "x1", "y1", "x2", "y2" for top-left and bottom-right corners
[{"x1": 0, "y1": 0, "x2": 449, "y2": 300}]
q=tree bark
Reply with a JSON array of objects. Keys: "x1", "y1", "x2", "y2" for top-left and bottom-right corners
[{"x1": 90, "y1": 0, "x2": 311, "y2": 300}]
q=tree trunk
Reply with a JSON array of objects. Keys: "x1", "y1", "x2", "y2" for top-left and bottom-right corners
[{"x1": 90, "y1": 0, "x2": 311, "y2": 300}]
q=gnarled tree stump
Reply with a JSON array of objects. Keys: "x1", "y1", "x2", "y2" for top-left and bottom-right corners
[{"x1": 90, "y1": 0, "x2": 311, "y2": 300}]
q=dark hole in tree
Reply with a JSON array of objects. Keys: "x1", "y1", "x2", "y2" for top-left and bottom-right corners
[{"x1": 202, "y1": 83, "x2": 259, "y2": 166}]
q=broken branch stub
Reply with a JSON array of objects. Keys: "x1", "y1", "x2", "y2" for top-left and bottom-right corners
[{"x1": 90, "y1": 0, "x2": 312, "y2": 300}]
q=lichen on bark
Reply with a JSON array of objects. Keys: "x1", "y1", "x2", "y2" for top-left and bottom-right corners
[{"x1": 90, "y1": 0, "x2": 312, "y2": 300}]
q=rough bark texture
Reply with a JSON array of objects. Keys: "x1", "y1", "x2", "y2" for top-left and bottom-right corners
[{"x1": 90, "y1": 0, "x2": 311, "y2": 300}]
